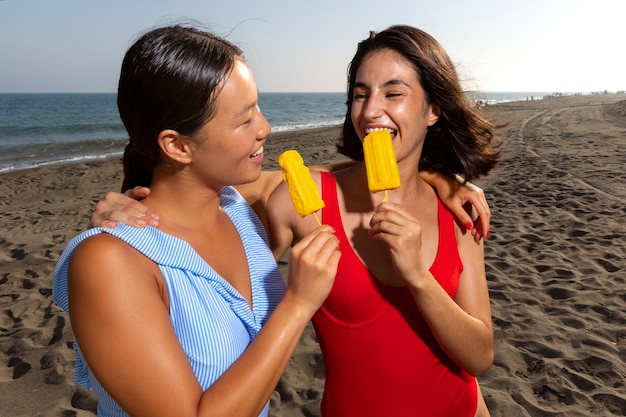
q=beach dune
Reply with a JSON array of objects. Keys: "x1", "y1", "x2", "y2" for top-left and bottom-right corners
[{"x1": 1, "y1": 94, "x2": 625, "y2": 416}]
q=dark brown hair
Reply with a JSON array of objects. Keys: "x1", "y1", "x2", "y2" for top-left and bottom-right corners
[
  {"x1": 337, "y1": 25, "x2": 501, "y2": 180},
  {"x1": 117, "y1": 25, "x2": 243, "y2": 191}
]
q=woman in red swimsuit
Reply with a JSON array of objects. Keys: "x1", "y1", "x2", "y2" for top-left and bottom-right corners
[{"x1": 267, "y1": 25, "x2": 500, "y2": 416}]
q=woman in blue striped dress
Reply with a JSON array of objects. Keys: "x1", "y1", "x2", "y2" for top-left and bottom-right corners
[{"x1": 52, "y1": 24, "x2": 340, "y2": 417}]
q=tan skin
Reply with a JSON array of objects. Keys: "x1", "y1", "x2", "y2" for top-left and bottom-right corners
[
  {"x1": 91, "y1": 167, "x2": 491, "y2": 239},
  {"x1": 68, "y1": 59, "x2": 341, "y2": 417},
  {"x1": 266, "y1": 50, "x2": 493, "y2": 416}
]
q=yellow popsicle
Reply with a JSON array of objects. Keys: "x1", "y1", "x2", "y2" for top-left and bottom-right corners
[
  {"x1": 278, "y1": 150, "x2": 325, "y2": 224},
  {"x1": 363, "y1": 130, "x2": 400, "y2": 201}
]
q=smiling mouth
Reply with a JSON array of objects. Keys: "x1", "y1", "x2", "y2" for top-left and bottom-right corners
[
  {"x1": 250, "y1": 146, "x2": 264, "y2": 158},
  {"x1": 365, "y1": 127, "x2": 397, "y2": 138}
]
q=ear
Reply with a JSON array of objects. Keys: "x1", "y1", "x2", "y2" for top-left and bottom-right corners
[
  {"x1": 157, "y1": 129, "x2": 192, "y2": 164},
  {"x1": 427, "y1": 103, "x2": 441, "y2": 127}
]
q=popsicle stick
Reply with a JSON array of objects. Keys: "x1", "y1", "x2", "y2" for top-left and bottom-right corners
[
  {"x1": 382, "y1": 190, "x2": 389, "y2": 203},
  {"x1": 313, "y1": 212, "x2": 322, "y2": 227}
]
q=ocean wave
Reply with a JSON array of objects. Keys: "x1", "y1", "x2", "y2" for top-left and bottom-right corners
[
  {"x1": 270, "y1": 118, "x2": 345, "y2": 132},
  {"x1": 0, "y1": 150, "x2": 124, "y2": 174},
  {"x1": 0, "y1": 135, "x2": 127, "y2": 174}
]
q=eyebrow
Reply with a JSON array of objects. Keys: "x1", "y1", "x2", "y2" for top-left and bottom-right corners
[
  {"x1": 354, "y1": 79, "x2": 411, "y2": 89},
  {"x1": 233, "y1": 102, "x2": 256, "y2": 120}
]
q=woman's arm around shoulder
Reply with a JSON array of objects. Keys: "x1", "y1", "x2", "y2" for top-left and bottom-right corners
[
  {"x1": 89, "y1": 187, "x2": 159, "y2": 228},
  {"x1": 88, "y1": 171, "x2": 284, "y2": 232},
  {"x1": 420, "y1": 170, "x2": 491, "y2": 240}
]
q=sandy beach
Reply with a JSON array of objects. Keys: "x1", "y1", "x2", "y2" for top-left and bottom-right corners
[{"x1": 1, "y1": 94, "x2": 625, "y2": 416}]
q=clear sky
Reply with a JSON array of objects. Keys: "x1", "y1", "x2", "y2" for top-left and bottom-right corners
[{"x1": 1, "y1": 0, "x2": 624, "y2": 93}]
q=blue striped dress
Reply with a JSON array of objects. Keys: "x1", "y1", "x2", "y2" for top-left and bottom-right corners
[{"x1": 53, "y1": 186, "x2": 286, "y2": 417}]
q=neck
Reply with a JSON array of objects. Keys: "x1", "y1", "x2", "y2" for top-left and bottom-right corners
[{"x1": 142, "y1": 172, "x2": 224, "y2": 232}]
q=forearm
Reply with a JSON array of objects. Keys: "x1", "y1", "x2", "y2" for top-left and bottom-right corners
[
  {"x1": 419, "y1": 170, "x2": 491, "y2": 240},
  {"x1": 408, "y1": 274, "x2": 493, "y2": 375},
  {"x1": 198, "y1": 296, "x2": 311, "y2": 416},
  {"x1": 419, "y1": 169, "x2": 456, "y2": 186}
]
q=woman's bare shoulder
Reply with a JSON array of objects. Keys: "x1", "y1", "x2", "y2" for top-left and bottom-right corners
[{"x1": 71, "y1": 232, "x2": 154, "y2": 278}]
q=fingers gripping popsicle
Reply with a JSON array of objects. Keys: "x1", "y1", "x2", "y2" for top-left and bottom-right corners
[
  {"x1": 363, "y1": 129, "x2": 401, "y2": 202},
  {"x1": 278, "y1": 150, "x2": 325, "y2": 226}
]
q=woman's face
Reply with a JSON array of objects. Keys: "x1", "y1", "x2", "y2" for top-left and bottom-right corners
[
  {"x1": 350, "y1": 48, "x2": 439, "y2": 165},
  {"x1": 190, "y1": 59, "x2": 271, "y2": 187}
]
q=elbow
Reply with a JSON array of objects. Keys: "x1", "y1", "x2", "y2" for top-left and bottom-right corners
[{"x1": 467, "y1": 344, "x2": 494, "y2": 377}]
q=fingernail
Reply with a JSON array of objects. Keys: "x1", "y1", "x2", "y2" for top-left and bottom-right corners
[
  {"x1": 465, "y1": 221, "x2": 473, "y2": 230},
  {"x1": 485, "y1": 231, "x2": 491, "y2": 239}
]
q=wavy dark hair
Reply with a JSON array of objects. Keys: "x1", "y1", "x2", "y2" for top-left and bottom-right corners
[
  {"x1": 337, "y1": 25, "x2": 502, "y2": 181},
  {"x1": 117, "y1": 25, "x2": 243, "y2": 192}
]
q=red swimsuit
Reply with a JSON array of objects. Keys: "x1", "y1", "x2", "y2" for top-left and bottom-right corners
[{"x1": 312, "y1": 172, "x2": 477, "y2": 417}]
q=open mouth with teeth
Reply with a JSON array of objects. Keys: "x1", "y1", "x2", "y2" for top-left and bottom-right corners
[
  {"x1": 365, "y1": 127, "x2": 397, "y2": 140},
  {"x1": 250, "y1": 146, "x2": 264, "y2": 159}
]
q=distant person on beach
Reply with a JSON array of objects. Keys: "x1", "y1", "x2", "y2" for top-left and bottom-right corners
[
  {"x1": 265, "y1": 25, "x2": 500, "y2": 416},
  {"x1": 52, "y1": 25, "x2": 342, "y2": 417},
  {"x1": 87, "y1": 25, "x2": 497, "y2": 417}
]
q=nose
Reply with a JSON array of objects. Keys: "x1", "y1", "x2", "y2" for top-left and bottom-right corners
[
  {"x1": 364, "y1": 94, "x2": 384, "y2": 120},
  {"x1": 258, "y1": 109, "x2": 271, "y2": 139}
]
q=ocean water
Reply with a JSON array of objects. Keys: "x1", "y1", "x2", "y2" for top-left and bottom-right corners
[
  {"x1": 0, "y1": 92, "x2": 347, "y2": 174},
  {"x1": 0, "y1": 91, "x2": 550, "y2": 174}
]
